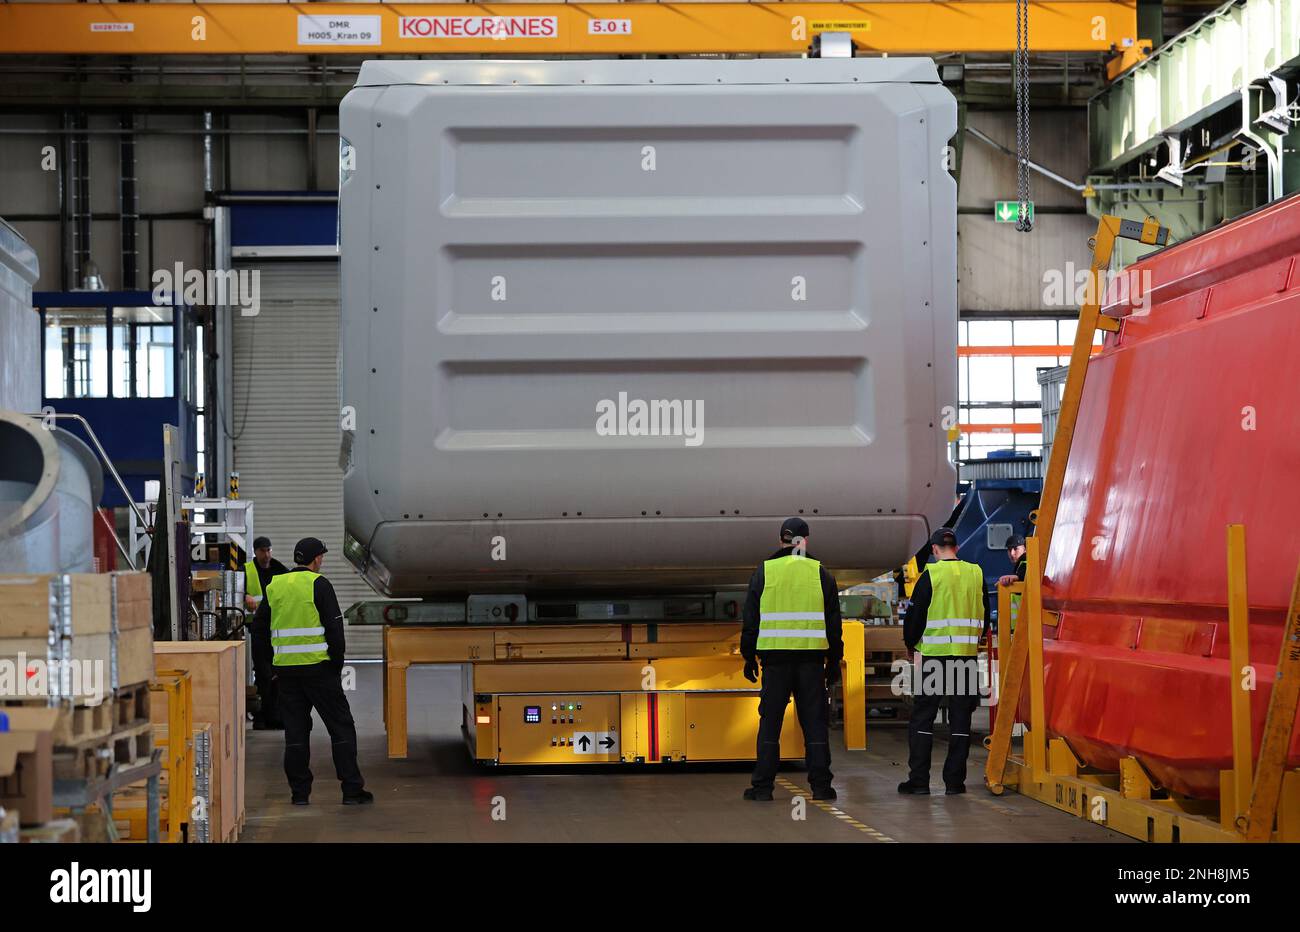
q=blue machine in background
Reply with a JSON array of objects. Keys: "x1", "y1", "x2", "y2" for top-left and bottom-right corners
[
  {"x1": 948, "y1": 450, "x2": 1040, "y2": 590},
  {"x1": 35, "y1": 289, "x2": 199, "y2": 507}
]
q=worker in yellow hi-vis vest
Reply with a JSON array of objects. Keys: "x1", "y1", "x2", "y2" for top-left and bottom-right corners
[
  {"x1": 997, "y1": 534, "x2": 1028, "y2": 634},
  {"x1": 898, "y1": 527, "x2": 990, "y2": 796},
  {"x1": 244, "y1": 535, "x2": 289, "y2": 611},
  {"x1": 250, "y1": 537, "x2": 372, "y2": 806},
  {"x1": 740, "y1": 518, "x2": 844, "y2": 802},
  {"x1": 244, "y1": 536, "x2": 289, "y2": 730}
]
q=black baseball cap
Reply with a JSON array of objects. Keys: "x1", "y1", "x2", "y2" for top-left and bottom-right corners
[
  {"x1": 780, "y1": 517, "x2": 810, "y2": 543},
  {"x1": 929, "y1": 527, "x2": 958, "y2": 548},
  {"x1": 293, "y1": 537, "x2": 328, "y2": 565},
  {"x1": 253, "y1": 536, "x2": 272, "y2": 551},
  {"x1": 1005, "y1": 534, "x2": 1027, "y2": 551}
]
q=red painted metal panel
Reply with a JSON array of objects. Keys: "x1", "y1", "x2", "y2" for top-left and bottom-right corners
[
  {"x1": 92, "y1": 507, "x2": 118, "y2": 573},
  {"x1": 1040, "y1": 197, "x2": 1300, "y2": 798}
]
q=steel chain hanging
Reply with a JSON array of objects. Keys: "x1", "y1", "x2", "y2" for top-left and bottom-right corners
[{"x1": 1015, "y1": 0, "x2": 1032, "y2": 232}]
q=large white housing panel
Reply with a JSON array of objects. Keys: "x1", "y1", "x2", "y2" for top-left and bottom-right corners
[
  {"x1": 339, "y1": 59, "x2": 957, "y2": 597},
  {"x1": 0, "y1": 219, "x2": 40, "y2": 413}
]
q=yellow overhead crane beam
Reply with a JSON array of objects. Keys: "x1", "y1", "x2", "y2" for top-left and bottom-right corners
[{"x1": 0, "y1": 2, "x2": 1137, "y2": 56}]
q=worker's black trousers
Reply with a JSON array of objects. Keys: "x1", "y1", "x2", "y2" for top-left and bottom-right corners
[
  {"x1": 906, "y1": 655, "x2": 983, "y2": 789},
  {"x1": 279, "y1": 672, "x2": 365, "y2": 798},
  {"x1": 751, "y1": 659, "x2": 833, "y2": 792},
  {"x1": 254, "y1": 671, "x2": 282, "y2": 728}
]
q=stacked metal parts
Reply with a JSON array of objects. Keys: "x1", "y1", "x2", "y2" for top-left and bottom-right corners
[
  {"x1": 192, "y1": 726, "x2": 212, "y2": 844},
  {"x1": 196, "y1": 571, "x2": 245, "y2": 639}
]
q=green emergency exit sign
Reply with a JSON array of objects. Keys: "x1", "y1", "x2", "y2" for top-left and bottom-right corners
[{"x1": 995, "y1": 201, "x2": 1034, "y2": 223}]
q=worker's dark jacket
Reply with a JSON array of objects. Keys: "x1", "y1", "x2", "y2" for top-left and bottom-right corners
[
  {"x1": 1014, "y1": 554, "x2": 1028, "y2": 582},
  {"x1": 741, "y1": 547, "x2": 844, "y2": 665},
  {"x1": 902, "y1": 557, "x2": 992, "y2": 653},
  {"x1": 250, "y1": 567, "x2": 346, "y2": 678},
  {"x1": 252, "y1": 556, "x2": 289, "y2": 594}
]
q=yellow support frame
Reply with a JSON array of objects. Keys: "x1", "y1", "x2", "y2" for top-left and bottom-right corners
[
  {"x1": 1244, "y1": 562, "x2": 1300, "y2": 841},
  {"x1": 112, "y1": 671, "x2": 193, "y2": 843},
  {"x1": 150, "y1": 670, "x2": 194, "y2": 844},
  {"x1": 985, "y1": 214, "x2": 1132, "y2": 793},
  {"x1": 0, "y1": 2, "x2": 1138, "y2": 56}
]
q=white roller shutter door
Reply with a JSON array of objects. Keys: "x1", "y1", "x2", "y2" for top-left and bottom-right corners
[{"x1": 230, "y1": 261, "x2": 380, "y2": 658}]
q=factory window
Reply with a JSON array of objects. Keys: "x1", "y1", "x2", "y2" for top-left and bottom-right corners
[
  {"x1": 44, "y1": 305, "x2": 177, "y2": 401},
  {"x1": 956, "y1": 317, "x2": 1101, "y2": 461},
  {"x1": 43, "y1": 308, "x2": 109, "y2": 399},
  {"x1": 111, "y1": 306, "x2": 176, "y2": 399}
]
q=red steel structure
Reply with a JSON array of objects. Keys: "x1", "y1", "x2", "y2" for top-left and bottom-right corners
[{"x1": 1040, "y1": 196, "x2": 1300, "y2": 799}]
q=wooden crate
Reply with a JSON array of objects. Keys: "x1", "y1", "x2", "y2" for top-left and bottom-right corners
[
  {"x1": 152, "y1": 642, "x2": 245, "y2": 843},
  {"x1": 116, "y1": 626, "x2": 155, "y2": 690},
  {"x1": 1, "y1": 572, "x2": 153, "y2": 702},
  {"x1": 0, "y1": 575, "x2": 110, "y2": 708},
  {"x1": 111, "y1": 571, "x2": 153, "y2": 631},
  {"x1": 0, "y1": 634, "x2": 113, "y2": 705},
  {"x1": 0, "y1": 574, "x2": 111, "y2": 638},
  {"x1": 190, "y1": 572, "x2": 222, "y2": 594}
]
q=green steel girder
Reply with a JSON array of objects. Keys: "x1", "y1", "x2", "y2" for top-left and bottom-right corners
[{"x1": 1090, "y1": 0, "x2": 1300, "y2": 172}]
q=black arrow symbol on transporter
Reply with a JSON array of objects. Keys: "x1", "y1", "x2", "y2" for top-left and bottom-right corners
[
  {"x1": 599, "y1": 736, "x2": 615, "y2": 749},
  {"x1": 578, "y1": 735, "x2": 591, "y2": 751}
]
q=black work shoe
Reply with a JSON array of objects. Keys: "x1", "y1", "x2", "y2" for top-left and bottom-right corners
[
  {"x1": 291, "y1": 795, "x2": 310, "y2": 806},
  {"x1": 945, "y1": 785, "x2": 967, "y2": 796},
  {"x1": 743, "y1": 787, "x2": 774, "y2": 801},
  {"x1": 342, "y1": 790, "x2": 374, "y2": 805},
  {"x1": 897, "y1": 781, "x2": 931, "y2": 795},
  {"x1": 812, "y1": 787, "x2": 838, "y2": 801}
]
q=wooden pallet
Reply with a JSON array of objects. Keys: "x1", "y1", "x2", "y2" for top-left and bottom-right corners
[
  {"x1": 111, "y1": 683, "x2": 151, "y2": 735},
  {"x1": 51, "y1": 721, "x2": 155, "y2": 781},
  {"x1": 2, "y1": 681, "x2": 152, "y2": 748},
  {"x1": 1, "y1": 696, "x2": 113, "y2": 745},
  {"x1": 52, "y1": 742, "x2": 113, "y2": 781},
  {"x1": 110, "y1": 722, "x2": 155, "y2": 768}
]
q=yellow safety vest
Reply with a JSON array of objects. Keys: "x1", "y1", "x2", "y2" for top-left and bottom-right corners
[
  {"x1": 1008, "y1": 557, "x2": 1026, "y2": 632},
  {"x1": 917, "y1": 560, "x2": 984, "y2": 658},
  {"x1": 756, "y1": 555, "x2": 829, "y2": 651},
  {"x1": 265, "y1": 571, "x2": 330, "y2": 667},
  {"x1": 245, "y1": 561, "x2": 263, "y2": 606}
]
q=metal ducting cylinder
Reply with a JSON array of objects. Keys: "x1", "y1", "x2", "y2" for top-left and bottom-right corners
[{"x1": 0, "y1": 409, "x2": 105, "y2": 573}]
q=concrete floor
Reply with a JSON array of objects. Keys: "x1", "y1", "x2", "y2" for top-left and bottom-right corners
[{"x1": 241, "y1": 664, "x2": 1129, "y2": 843}]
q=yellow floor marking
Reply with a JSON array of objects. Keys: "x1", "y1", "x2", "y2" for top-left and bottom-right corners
[{"x1": 776, "y1": 776, "x2": 897, "y2": 842}]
